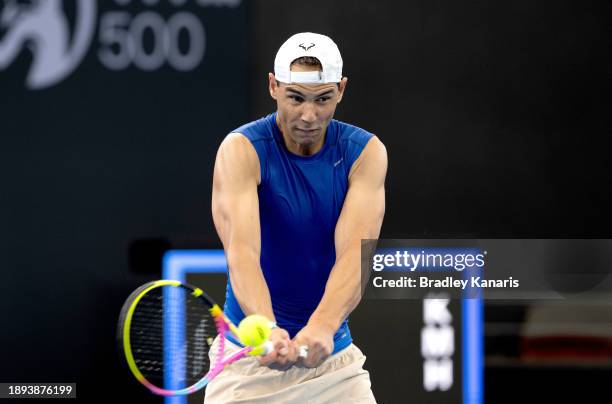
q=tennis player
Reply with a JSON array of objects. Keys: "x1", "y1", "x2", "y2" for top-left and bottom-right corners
[{"x1": 208, "y1": 32, "x2": 387, "y2": 403}]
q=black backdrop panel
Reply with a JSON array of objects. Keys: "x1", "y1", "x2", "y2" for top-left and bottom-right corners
[
  {"x1": 0, "y1": 1, "x2": 247, "y2": 402},
  {"x1": 0, "y1": 0, "x2": 610, "y2": 402},
  {"x1": 251, "y1": 0, "x2": 612, "y2": 237}
]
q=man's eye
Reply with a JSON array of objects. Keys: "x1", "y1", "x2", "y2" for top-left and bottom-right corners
[
  {"x1": 317, "y1": 97, "x2": 331, "y2": 103},
  {"x1": 289, "y1": 95, "x2": 303, "y2": 102}
]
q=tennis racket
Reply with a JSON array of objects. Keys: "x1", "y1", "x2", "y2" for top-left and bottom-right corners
[{"x1": 117, "y1": 280, "x2": 307, "y2": 396}]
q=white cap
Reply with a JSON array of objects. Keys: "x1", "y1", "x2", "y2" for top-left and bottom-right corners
[{"x1": 274, "y1": 32, "x2": 343, "y2": 84}]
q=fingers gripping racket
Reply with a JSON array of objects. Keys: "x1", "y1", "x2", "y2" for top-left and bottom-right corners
[{"x1": 117, "y1": 280, "x2": 306, "y2": 396}]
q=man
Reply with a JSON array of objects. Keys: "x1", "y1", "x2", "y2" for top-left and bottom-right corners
[{"x1": 207, "y1": 32, "x2": 387, "y2": 403}]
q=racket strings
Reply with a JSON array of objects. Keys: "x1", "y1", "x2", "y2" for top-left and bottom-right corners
[{"x1": 129, "y1": 286, "x2": 218, "y2": 387}]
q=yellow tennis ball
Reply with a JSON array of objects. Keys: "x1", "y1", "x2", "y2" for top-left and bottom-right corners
[{"x1": 237, "y1": 315, "x2": 272, "y2": 348}]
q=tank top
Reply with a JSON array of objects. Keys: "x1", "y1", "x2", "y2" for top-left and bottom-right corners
[{"x1": 224, "y1": 112, "x2": 373, "y2": 354}]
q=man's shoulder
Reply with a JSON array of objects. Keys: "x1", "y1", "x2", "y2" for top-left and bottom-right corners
[
  {"x1": 331, "y1": 119, "x2": 374, "y2": 147},
  {"x1": 231, "y1": 113, "x2": 276, "y2": 143}
]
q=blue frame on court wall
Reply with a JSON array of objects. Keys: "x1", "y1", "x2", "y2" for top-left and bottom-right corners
[{"x1": 162, "y1": 249, "x2": 483, "y2": 404}]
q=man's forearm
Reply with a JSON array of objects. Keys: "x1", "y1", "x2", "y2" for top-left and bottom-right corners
[
  {"x1": 309, "y1": 241, "x2": 362, "y2": 332},
  {"x1": 226, "y1": 249, "x2": 276, "y2": 321}
]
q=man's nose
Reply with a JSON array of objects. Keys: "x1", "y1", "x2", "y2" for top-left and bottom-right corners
[{"x1": 300, "y1": 102, "x2": 317, "y2": 124}]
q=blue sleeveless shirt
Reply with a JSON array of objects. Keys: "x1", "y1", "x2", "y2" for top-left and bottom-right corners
[{"x1": 223, "y1": 112, "x2": 373, "y2": 354}]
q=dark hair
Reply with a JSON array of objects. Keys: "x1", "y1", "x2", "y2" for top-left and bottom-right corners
[{"x1": 290, "y1": 56, "x2": 323, "y2": 69}]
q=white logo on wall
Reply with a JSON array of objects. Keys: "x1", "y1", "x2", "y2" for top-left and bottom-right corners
[
  {"x1": 422, "y1": 295, "x2": 454, "y2": 391},
  {"x1": 0, "y1": 0, "x2": 95, "y2": 89},
  {"x1": 0, "y1": 0, "x2": 241, "y2": 90}
]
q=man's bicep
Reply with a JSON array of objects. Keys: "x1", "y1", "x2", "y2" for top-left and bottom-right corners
[
  {"x1": 335, "y1": 138, "x2": 387, "y2": 255},
  {"x1": 211, "y1": 133, "x2": 261, "y2": 252}
]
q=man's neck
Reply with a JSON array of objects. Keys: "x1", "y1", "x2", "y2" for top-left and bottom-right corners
[{"x1": 276, "y1": 115, "x2": 327, "y2": 156}]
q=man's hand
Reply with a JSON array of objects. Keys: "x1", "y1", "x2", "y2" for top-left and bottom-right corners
[
  {"x1": 293, "y1": 321, "x2": 335, "y2": 368},
  {"x1": 258, "y1": 327, "x2": 299, "y2": 370}
]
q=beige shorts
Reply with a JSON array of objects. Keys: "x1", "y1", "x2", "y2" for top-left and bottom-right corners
[{"x1": 204, "y1": 337, "x2": 376, "y2": 404}]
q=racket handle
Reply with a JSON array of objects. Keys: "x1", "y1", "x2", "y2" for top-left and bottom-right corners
[
  {"x1": 262, "y1": 341, "x2": 274, "y2": 355},
  {"x1": 261, "y1": 341, "x2": 309, "y2": 358}
]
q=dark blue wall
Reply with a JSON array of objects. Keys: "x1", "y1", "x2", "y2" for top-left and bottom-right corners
[{"x1": 0, "y1": 0, "x2": 610, "y2": 402}]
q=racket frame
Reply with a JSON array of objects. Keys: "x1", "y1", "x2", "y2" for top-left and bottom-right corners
[{"x1": 118, "y1": 280, "x2": 252, "y2": 396}]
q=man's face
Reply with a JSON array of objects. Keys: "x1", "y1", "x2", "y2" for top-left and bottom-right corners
[{"x1": 269, "y1": 64, "x2": 347, "y2": 154}]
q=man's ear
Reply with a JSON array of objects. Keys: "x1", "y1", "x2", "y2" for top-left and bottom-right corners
[
  {"x1": 269, "y1": 73, "x2": 279, "y2": 100},
  {"x1": 337, "y1": 77, "x2": 348, "y2": 104}
]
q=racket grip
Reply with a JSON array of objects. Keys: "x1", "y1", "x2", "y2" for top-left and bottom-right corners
[
  {"x1": 262, "y1": 341, "x2": 274, "y2": 355},
  {"x1": 298, "y1": 345, "x2": 308, "y2": 358}
]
